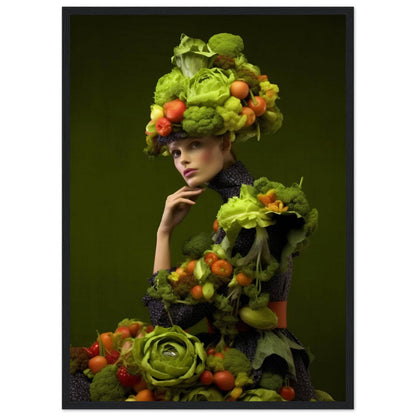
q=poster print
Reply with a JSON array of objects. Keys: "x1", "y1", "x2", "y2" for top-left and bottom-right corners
[{"x1": 63, "y1": 7, "x2": 353, "y2": 409}]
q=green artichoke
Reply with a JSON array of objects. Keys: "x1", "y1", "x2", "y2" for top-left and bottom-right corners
[{"x1": 132, "y1": 325, "x2": 206, "y2": 388}]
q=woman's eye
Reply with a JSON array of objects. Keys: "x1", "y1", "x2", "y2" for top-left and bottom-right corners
[
  {"x1": 191, "y1": 141, "x2": 201, "y2": 149},
  {"x1": 171, "y1": 150, "x2": 180, "y2": 158}
]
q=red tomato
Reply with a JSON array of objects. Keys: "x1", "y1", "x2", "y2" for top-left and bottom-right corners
[
  {"x1": 214, "y1": 370, "x2": 235, "y2": 391},
  {"x1": 163, "y1": 99, "x2": 187, "y2": 123},
  {"x1": 214, "y1": 352, "x2": 224, "y2": 359},
  {"x1": 230, "y1": 81, "x2": 249, "y2": 100},
  {"x1": 211, "y1": 259, "x2": 233, "y2": 279},
  {"x1": 240, "y1": 107, "x2": 256, "y2": 126},
  {"x1": 248, "y1": 96, "x2": 267, "y2": 116},
  {"x1": 213, "y1": 218, "x2": 219, "y2": 233},
  {"x1": 191, "y1": 285, "x2": 203, "y2": 300},
  {"x1": 280, "y1": 386, "x2": 295, "y2": 401},
  {"x1": 199, "y1": 370, "x2": 214, "y2": 385},
  {"x1": 155, "y1": 117, "x2": 172, "y2": 137},
  {"x1": 88, "y1": 356, "x2": 107, "y2": 374},
  {"x1": 204, "y1": 252, "x2": 218, "y2": 266},
  {"x1": 115, "y1": 326, "x2": 130, "y2": 339}
]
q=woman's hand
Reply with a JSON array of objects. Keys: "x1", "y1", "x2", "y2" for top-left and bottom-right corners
[{"x1": 158, "y1": 186, "x2": 205, "y2": 236}]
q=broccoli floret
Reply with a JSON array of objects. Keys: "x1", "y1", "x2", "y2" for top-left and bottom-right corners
[
  {"x1": 208, "y1": 33, "x2": 244, "y2": 58},
  {"x1": 254, "y1": 178, "x2": 311, "y2": 217},
  {"x1": 223, "y1": 348, "x2": 253, "y2": 376},
  {"x1": 89, "y1": 364, "x2": 130, "y2": 401},
  {"x1": 258, "y1": 371, "x2": 284, "y2": 391},
  {"x1": 258, "y1": 106, "x2": 284, "y2": 136},
  {"x1": 216, "y1": 97, "x2": 247, "y2": 134},
  {"x1": 70, "y1": 347, "x2": 90, "y2": 375},
  {"x1": 248, "y1": 292, "x2": 270, "y2": 310},
  {"x1": 182, "y1": 232, "x2": 213, "y2": 259},
  {"x1": 182, "y1": 106, "x2": 224, "y2": 137}
]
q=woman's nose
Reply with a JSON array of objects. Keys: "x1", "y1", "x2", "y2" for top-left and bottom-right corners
[{"x1": 180, "y1": 152, "x2": 190, "y2": 165}]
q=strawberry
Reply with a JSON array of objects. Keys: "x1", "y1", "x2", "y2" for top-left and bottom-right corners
[
  {"x1": 86, "y1": 342, "x2": 99, "y2": 357},
  {"x1": 116, "y1": 366, "x2": 140, "y2": 387},
  {"x1": 105, "y1": 350, "x2": 120, "y2": 364}
]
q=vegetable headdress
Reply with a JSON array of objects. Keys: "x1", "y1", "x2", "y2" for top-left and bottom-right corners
[{"x1": 144, "y1": 33, "x2": 283, "y2": 157}]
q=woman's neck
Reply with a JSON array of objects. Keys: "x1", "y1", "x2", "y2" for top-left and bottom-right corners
[{"x1": 207, "y1": 160, "x2": 254, "y2": 203}]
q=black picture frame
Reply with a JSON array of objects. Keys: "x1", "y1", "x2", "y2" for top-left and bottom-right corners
[{"x1": 63, "y1": 6, "x2": 353, "y2": 409}]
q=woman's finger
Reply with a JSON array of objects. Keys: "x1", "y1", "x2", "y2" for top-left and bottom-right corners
[{"x1": 169, "y1": 198, "x2": 196, "y2": 207}]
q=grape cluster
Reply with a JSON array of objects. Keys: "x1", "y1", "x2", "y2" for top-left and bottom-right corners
[{"x1": 70, "y1": 372, "x2": 91, "y2": 402}]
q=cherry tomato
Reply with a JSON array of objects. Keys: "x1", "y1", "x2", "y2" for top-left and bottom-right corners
[
  {"x1": 248, "y1": 96, "x2": 267, "y2": 116},
  {"x1": 175, "y1": 267, "x2": 188, "y2": 277},
  {"x1": 88, "y1": 356, "x2": 107, "y2": 374},
  {"x1": 115, "y1": 326, "x2": 131, "y2": 339},
  {"x1": 135, "y1": 389, "x2": 155, "y2": 401},
  {"x1": 280, "y1": 386, "x2": 295, "y2": 401},
  {"x1": 191, "y1": 285, "x2": 203, "y2": 300},
  {"x1": 236, "y1": 273, "x2": 253, "y2": 286},
  {"x1": 230, "y1": 80, "x2": 249, "y2": 99},
  {"x1": 214, "y1": 352, "x2": 224, "y2": 359},
  {"x1": 206, "y1": 347, "x2": 216, "y2": 356},
  {"x1": 211, "y1": 259, "x2": 233, "y2": 279},
  {"x1": 257, "y1": 74, "x2": 268, "y2": 82},
  {"x1": 204, "y1": 252, "x2": 219, "y2": 266},
  {"x1": 213, "y1": 218, "x2": 219, "y2": 232},
  {"x1": 214, "y1": 370, "x2": 235, "y2": 391},
  {"x1": 240, "y1": 107, "x2": 256, "y2": 126},
  {"x1": 128, "y1": 323, "x2": 141, "y2": 338},
  {"x1": 97, "y1": 332, "x2": 113, "y2": 353},
  {"x1": 155, "y1": 117, "x2": 172, "y2": 137},
  {"x1": 186, "y1": 259, "x2": 197, "y2": 274},
  {"x1": 199, "y1": 370, "x2": 214, "y2": 385},
  {"x1": 133, "y1": 377, "x2": 148, "y2": 393}
]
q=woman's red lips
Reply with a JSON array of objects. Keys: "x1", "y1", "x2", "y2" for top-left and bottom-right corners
[{"x1": 183, "y1": 168, "x2": 197, "y2": 178}]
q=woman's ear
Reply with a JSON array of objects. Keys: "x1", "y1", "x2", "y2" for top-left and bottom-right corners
[{"x1": 221, "y1": 135, "x2": 232, "y2": 152}]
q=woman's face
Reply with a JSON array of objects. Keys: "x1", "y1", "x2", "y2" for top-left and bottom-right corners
[{"x1": 168, "y1": 136, "x2": 231, "y2": 188}]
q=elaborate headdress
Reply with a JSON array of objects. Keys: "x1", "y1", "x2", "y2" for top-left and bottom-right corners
[{"x1": 144, "y1": 33, "x2": 283, "y2": 157}]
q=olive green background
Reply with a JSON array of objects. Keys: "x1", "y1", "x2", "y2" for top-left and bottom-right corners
[{"x1": 69, "y1": 13, "x2": 347, "y2": 401}]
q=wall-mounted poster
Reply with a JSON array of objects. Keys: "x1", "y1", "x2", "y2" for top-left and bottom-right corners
[{"x1": 63, "y1": 7, "x2": 353, "y2": 409}]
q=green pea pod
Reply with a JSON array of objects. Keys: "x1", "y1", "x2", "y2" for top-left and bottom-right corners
[
  {"x1": 202, "y1": 282, "x2": 215, "y2": 300},
  {"x1": 239, "y1": 306, "x2": 277, "y2": 330}
]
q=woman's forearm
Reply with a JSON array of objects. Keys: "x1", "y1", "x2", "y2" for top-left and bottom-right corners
[{"x1": 153, "y1": 228, "x2": 172, "y2": 273}]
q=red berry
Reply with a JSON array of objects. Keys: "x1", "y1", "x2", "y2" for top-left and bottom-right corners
[
  {"x1": 145, "y1": 325, "x2": 155, "y2": 333},
  {"x1": 105, "y1": 350, "x2": 120, "y2": 364},
  {"x1": 116, "y1": 366, "x2": 140, "y2": 387}
]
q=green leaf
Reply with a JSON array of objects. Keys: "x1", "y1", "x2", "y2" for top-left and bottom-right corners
[{"x1": 252, "y1": 331, "x2": 296, "y2": 376}]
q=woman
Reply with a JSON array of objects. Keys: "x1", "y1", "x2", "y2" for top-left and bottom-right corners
[{"x1": 143, "y1": 33, "x2": 321, "y2": 401}]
